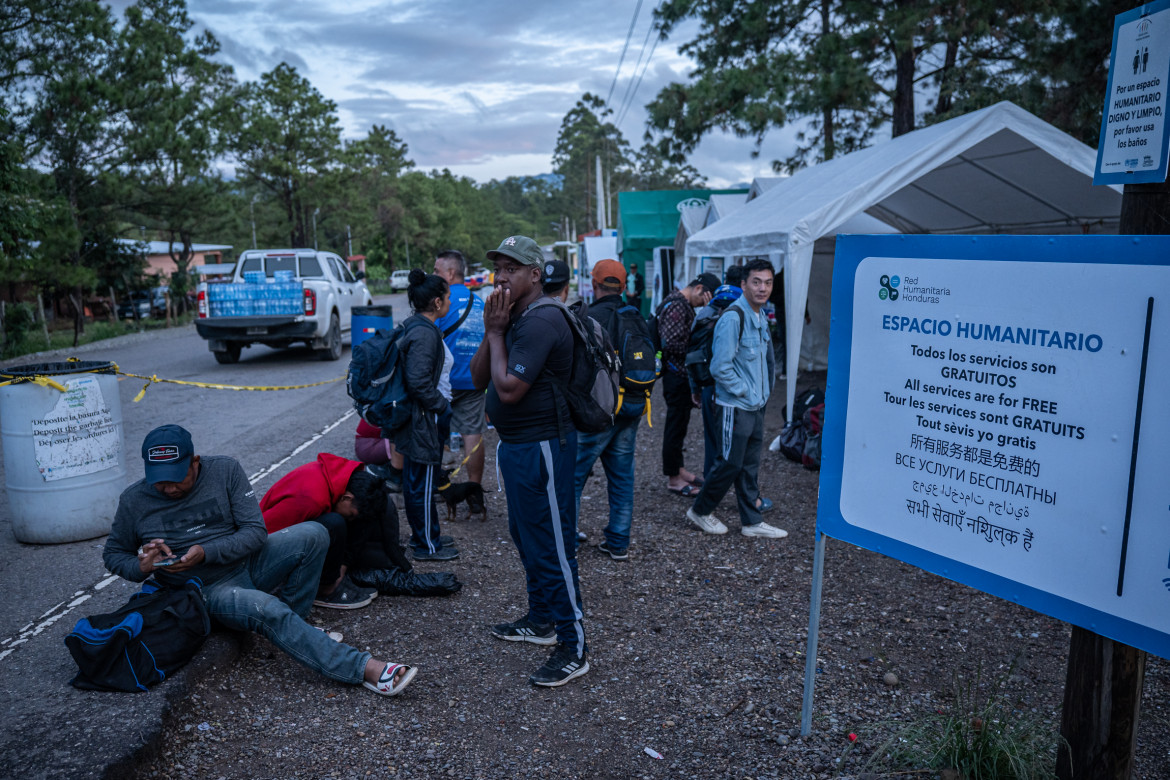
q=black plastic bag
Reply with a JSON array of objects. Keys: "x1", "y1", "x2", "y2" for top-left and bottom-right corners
[
  {"x1": 777, "y1": 419, "x2": 807, "y2": 463},
  {"x1": 350, "y1": 567, "x2": 462, "y2": 597}
]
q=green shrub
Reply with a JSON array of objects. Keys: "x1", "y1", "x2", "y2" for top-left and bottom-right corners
[{"x1": 863, "y1": 664, "x2": 1064, "y2": 780}]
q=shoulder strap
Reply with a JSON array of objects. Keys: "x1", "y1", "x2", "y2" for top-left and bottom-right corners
[{"x1": 442, "y1": 292, "x2": 475, "y2": 338}]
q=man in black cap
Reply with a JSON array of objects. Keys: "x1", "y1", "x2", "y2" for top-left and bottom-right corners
[
  {"x1": 471, "y1": 237, "x2": 589, "y2": 688},
  {"x1": 657, "y1": 273, "x2": 720, "y2": 496},
  {"x1": 102, "y1": 425, "x2": 418, "y2": 697}
]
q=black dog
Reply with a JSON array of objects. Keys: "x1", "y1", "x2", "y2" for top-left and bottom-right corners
[{"x1": 435, "y1": 470, "x2": 486, "y2": 522}]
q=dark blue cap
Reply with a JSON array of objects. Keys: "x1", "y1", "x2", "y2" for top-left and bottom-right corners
[{"x1": 141, "y1": 424, "x2": 194, "y2": 484}]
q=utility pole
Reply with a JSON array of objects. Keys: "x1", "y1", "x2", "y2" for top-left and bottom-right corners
[
  {"x1": 250, "y1": 194, "x2": 259, "y2": 249},
  {"x1": 347, "y1": 224, "x2": 352, "y2": 258},
  {"x1": 1056, "y1": 179, "x2": 1168, "y2": 780},
  {"x1": 596, "y1": 156, "x2": 605, "y2": 231},
  {"x1": 312, "y1": 207, "x2": 320, "y2": 251}
]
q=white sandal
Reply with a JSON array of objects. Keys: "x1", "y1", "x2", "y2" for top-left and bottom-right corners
[{"x1": 363, "y1": 663, "x2": 418, "y2": 697}]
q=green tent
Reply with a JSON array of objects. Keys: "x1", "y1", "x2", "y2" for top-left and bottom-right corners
[{"x1": 617, "y1": 189, "x2": 747, "y2": 315}]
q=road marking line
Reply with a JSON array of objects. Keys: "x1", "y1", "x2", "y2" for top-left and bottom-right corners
[{"x1": 248, "y1": 409, "x2": 356, "y2": 485}]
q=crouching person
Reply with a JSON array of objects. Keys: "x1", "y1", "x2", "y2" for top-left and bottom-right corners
[
  {"x1": 102, "y1": 425, "x2": 417, "y2": 697},
  {"x1": 260, "y1": 452, "x2": 410, "y2": 608}
]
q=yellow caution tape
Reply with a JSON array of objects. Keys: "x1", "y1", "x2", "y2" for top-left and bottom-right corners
[
  {"x1": 0, "y1": 375, "x2": 70, "y2": 392},
  {"x1": 117, "y1": 371, "x2": 345, "y2": 402},
  {"x1": 437, "y1": 438, "x2": 484, "y2": 488},
  {"x1": 1, "y1": 358, "x2": 343, "y2": 402}
]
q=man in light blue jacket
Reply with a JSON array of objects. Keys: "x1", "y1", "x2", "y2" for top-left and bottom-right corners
[{"x1": 686, "y1": 259, "x2": 787, "y2": 538}]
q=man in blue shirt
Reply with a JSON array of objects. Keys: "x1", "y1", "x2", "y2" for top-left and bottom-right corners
[
  {"x1": 686, "y1": 259, "x2": 787, "y2": 539},
  {"x1": 433, "y1": 249, "x2": 487, "y2": 486}
]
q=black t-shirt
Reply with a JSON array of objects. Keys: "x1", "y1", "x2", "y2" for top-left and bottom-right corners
[{"x1": 485, "y1": 302, "x2": 573, "y2": 443}]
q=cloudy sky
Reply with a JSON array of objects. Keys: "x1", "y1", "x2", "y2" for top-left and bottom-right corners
[{"x1": 125, "y1": 0, "x2": 801, "y2": 187}]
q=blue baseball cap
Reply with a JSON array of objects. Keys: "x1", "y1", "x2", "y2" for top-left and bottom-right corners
[{"x1": 141, "y1": 424, "x2": 194, "y2": 484}]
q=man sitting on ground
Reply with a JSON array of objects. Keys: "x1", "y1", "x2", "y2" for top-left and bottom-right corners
[
  {"x1": 261, "y1": 452, "x2": 412, "y2": 609},
  {"x1": 103, "y1": 425, "x2": 417, "y2": 697}
]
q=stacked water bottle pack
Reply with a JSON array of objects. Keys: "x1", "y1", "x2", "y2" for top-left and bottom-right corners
[{"x1": 206, "y1": 270, "x2": 303, "y2": 317}]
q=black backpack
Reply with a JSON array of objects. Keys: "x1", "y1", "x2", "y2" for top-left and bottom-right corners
[
  {"x1": 346, "y1": 320, "x2": 426, "y2": 433},
  {"x1": 612, "y1": 304, "x2": 658, "y2": 420},
  {"x1": 525, "y1": 298, "x2": 619, "y2": 434},
  {"x1": 65, "y1": 579, "x2": 211, "y2": 692},
  {"x1": 685, "y1": 306, "x2": 745, "y2": 388}
]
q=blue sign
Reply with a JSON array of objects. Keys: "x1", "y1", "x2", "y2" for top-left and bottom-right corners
[
  {"x1": 820, "y1": 234, "x2": 1170, "y2": 659},
  {"x1": 1095, "y1": 0, "x2": 1170, "y2": 184}
]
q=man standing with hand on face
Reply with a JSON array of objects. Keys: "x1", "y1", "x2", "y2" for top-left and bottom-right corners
[
  {"x1": 471, "y1": 236, "x2": 589, "y2": 688},
  {"x1": 103, "y1": 425, "x2": 419, "y2": 698}
]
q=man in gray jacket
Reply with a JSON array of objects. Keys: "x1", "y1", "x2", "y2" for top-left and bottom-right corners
[
  {"x1": 686, "y1": 259, "x2": 787, "y2": 538},
  {"x1": 103, "y1": 424, "x2": 418, "y2": 697}
]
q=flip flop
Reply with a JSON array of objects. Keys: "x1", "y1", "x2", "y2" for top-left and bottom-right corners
[
  {"x1": 687, "y1": 475, "x2": 706, "y2": 487},
  {"x1": 668, "y1": 484, "x2": 699, "y2": 498},
  {"x1": 364, "y1": 663, "x2": 418, "y2": 697},
  {"x1": 757, "y1": 497, "x2": 774, "y2": 513}
]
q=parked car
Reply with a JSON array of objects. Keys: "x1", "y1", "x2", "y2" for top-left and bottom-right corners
[
  {"x1": 390, "y1": 269, "x2": 411, "y2": 291},
  {"x1": 117, "y1": 291, "x2": 152, "y2": 320},
  {"x1": 150, "y1": 286, "x2": 169, "y2": 317}
]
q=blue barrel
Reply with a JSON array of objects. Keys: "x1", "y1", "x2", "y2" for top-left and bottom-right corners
[
  {"x1": 351, "y1": 305, "x2": 393, "y2": 348},
  {"x1": 0, "y1": 361, "x2": 127, "y2": 543}
]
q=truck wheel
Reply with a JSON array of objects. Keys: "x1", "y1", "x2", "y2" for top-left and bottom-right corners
[
  {"x1": 214, "y1": 343, "x2": 242, "y2": 364},
  {"x1": 317, "y1": 313, "x2": 342, "y2": 361}
]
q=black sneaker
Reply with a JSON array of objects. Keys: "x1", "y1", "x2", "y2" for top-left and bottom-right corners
[
  {"x1": 530, "y1": 642, "x2": 589, "y2": 687},
  {"x1": 366, "y1": 463, "x2": 404, "y2": 493},
  {"x1": 491, "y1": 616, "x2": 556, "y2": 646},
  {"x1": 313, "y1": 578, "x2": 374, "y2": 610},
  {"x1": 412, "y1": 546, "x2": 459, "y2": 562},
  {"x1": 597, "y1": 540, "x2": 628, "y2": 561},
  {"x1": 576, "y1": 530, "x2": 587, "y2": 543}
]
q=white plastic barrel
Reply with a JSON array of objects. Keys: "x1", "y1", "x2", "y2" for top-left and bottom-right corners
[{"x1": 0, "y1": 361, "x2": 127, "y2": 543}]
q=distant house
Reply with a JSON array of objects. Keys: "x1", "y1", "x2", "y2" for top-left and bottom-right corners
[{"x1": 119, "y1": 240, "x2": 233, "y2": 280}]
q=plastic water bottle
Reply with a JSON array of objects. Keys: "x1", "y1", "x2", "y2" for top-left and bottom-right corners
[{"x1": 450, "y1": 432, "x2": 463, "y2": 454}]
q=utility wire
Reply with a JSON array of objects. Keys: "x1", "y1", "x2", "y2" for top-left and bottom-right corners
[
  {"x1": 614, "y1": 5, "x2": 658, "y2": 123},
  {"x1": 617, "y1": 23, "x2": 661, "y2": 126},
  {"x1": 605, "y1": 0, "x2": 644, "y2": 107}
]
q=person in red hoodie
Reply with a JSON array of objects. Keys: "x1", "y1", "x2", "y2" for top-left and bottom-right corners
[{"x1": 261, "y1": 453, "x2": 406, "y2": 609}]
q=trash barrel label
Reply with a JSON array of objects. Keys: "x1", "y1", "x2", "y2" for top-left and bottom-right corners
[{"x1": 31, "y1": 376, "x2": 120, "y2": 481}]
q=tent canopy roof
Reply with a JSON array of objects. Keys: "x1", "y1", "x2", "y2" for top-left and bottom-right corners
[{"x1": 686, "y1": 102, "x2": 1122, "y2": 260}]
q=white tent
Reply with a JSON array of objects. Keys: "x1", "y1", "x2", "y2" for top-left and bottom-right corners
[
  {"x1": 684, "y1": 101, "x2": 1123, "y2": 418},
  {"x1": 705, "y1": 192, "x2": 749, "y2": 226}
]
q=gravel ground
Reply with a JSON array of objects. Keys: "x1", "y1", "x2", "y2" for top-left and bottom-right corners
[{"x1": 133, "y1": 383, "x2": 1170, "y2": 780}]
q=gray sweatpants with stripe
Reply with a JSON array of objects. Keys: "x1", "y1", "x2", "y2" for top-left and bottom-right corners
[{"x1": 692, "y1": 404, "x2": 765, "y2": 528}]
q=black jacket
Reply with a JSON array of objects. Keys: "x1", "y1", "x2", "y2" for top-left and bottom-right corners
[
  {"x1": 392, "y1": 314, "x2": 449, "y2": 464},
  {"x1": 584, "y1": 293, "x2": 625, "y2": 344}
]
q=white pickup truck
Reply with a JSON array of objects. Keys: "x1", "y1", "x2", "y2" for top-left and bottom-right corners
[{"x1": 195, "y1": 249, "x2": 373, "y2": 363}]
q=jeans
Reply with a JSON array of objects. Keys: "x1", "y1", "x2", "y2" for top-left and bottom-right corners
[
  {"x1": 574, "y1": 415, "x2": 640, "y2": 551},
  {"x1": 203, "y1": 523, "x2": 370, "y2": 684}
]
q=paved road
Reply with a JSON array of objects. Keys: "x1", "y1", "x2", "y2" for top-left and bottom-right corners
[{"x1": 0, "y1": 294, "x2": 405, "y2": 779}]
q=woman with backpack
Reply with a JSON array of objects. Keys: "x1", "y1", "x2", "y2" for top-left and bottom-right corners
[{"x1": 393, "y1": 268, "x2": 457, "y2": 562}]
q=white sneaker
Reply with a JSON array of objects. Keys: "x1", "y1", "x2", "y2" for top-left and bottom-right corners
[
  {"x1": 687, "y1": 507, "x2": 728, "y2": 535},
  {"x1": 741, "y1": 521, "x2": 788, "y2": 539}
]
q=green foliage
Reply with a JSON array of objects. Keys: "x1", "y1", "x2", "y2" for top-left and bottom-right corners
[
  {"x1": 864, "y1": 665, "x2": 1063, "y2": 780},
  {"x1": 1, "y1": 302, "x2": 37, "y2": 357},
  {"x1": 232, "y1": 62, "x2": 342, "y2": 247},
  {"x1": 648, "y1": 0, "x2": 1088, "y2": 171},
  {"x1": 552, "y1": 93, "x2": 635, "y2": 232},
  {"x1": 117, "y1": 0, "x2": 238, "y2": 311}
]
